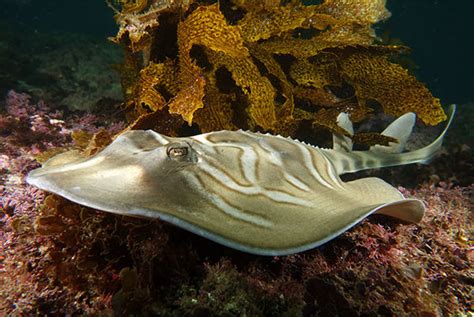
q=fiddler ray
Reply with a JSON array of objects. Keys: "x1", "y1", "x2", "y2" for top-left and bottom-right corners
[{"x1": 27, "y1": 105, "x2": 455, "y2": 256}]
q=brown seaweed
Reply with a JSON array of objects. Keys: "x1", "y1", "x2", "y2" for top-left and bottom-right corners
[{"x1": 109, "y1": 0, "x2": 447, "y2": 144}]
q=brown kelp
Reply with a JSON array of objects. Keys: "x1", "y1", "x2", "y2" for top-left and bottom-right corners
[{"x1": 108, "y1": 0, "x2": 446, "y2": 145}]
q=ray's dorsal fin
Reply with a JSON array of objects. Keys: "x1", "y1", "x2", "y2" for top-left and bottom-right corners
[
  {"x1": 333, "y1": 112, "x2": 354, "y2": 152},
  {"x1": 370, "y1": 112, "x2": 416, "y2": 154}
]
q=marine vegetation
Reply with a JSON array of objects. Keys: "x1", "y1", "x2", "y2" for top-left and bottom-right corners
[
  {"x1": 107, "y1": 0, "x2": 446, "y2": 146},
  {"x1": 26, "y1": 107, "x2": 454, "y2": 255}
]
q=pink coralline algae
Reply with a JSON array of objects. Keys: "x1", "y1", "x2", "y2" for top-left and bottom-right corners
[
  {"x1": 0, "y1": 90, "x2": 125, "y2": 314},
  {"x1": 0, "y1": 90, "x2": 472, "y2": 316}
]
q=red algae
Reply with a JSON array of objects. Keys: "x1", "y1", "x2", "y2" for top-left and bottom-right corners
[
  {"x1": 1, "y1": 91, "x2": 472, "y2": 315},
  {"x1": 0, "y1": 91, "x2": 126, "y2": 315},
  {"x1": 299, "y1": 184, "x2": 472, "y2": 316}
]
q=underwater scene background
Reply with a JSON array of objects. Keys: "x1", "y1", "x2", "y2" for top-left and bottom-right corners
[{"x1": 0, "y1": 0, "x2": 472, "y2": 315}]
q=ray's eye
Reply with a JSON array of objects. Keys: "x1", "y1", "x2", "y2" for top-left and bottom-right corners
[
  {"x1": 166, "y1": 142, "x2": 196, "y2": 162},
  {"x1": 167, "y1": 146, "x2": 188, "y2": 159}
]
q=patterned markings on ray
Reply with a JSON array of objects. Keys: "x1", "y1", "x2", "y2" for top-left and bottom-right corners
[
  {"x1": 191, "y1": 134, "x2": 218, "y2": 154},
  {"x1": 152, "y1": 133, "x2": 170, "y2": 145},
  {"x1": 283, "y1": 172, "x2": 311, "y2": 192},
  {"x1": 199, "y1": 156, "x2": 312, "y2": 206},
  {"x1": 319, "y1": 152, "x2": 345, "y2": 188},
  {"x1": 264, "y1": 189, "x2": 313, "y2": 207},
  {"x1": 297, "y1": 142, "x2": 335, "y2": 189},
  {"x1": 240, "y1": 143, "x2": 259, "y2": 183},
  {"x1": 200, "y1": 155, "x2": 252, "y2": 187},
  {"x1": 186, "y1": 171, "x2": 273, "y2": 228},
  {"x1": 257, "y1": 138, "x2": 284, "y2": 167},
  {"x1": 211, "y1": 142, "x2": 259, "y2": 184}
]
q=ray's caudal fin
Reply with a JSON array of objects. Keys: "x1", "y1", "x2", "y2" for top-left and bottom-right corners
[{"x1": 325, "y1": 105, "x2": 456, "y2": 175}]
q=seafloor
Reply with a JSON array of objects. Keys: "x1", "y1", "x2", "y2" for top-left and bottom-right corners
[
  {"x1": 1, "y1": 89, "x2": 473, "y2": 316},
  {"x1": 1, "y1": 27, "x2": 473, "y2": 317}
]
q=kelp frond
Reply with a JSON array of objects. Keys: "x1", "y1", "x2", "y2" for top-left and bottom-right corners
[{"x1": 109, "y1": 0, "x2": 447, "y2": 145}]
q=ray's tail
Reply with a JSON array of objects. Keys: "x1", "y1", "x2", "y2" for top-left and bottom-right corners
[{"x1": 323, "y1": 105, "x2": 456, "y2": 175}]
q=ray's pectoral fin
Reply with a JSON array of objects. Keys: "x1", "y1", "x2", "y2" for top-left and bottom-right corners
[
  {"x1": 28, "y1": 150, "x2": 87, "y2": 181},
  {"x1": 374, "y1": 199, "x2": 425, "y2": 223},
  {"x1": 343, "y1": 177, "x2": 424, "y2": 224},
  {"x1": 41, "y1": 150, "x2": 85, "y2": 167}
]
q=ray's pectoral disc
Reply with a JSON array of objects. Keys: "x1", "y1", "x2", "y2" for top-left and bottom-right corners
[{"x1": 27, "y1": 106, "x2": 455, "y2": 255}]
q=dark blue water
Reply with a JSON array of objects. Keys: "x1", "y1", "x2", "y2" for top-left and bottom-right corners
[
  {"x1": 1, "y1": 0, "x2": 473, "y2": 104},
  {"x1": 383, "y1": 1, "x2": 474, "y2": 105}
]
